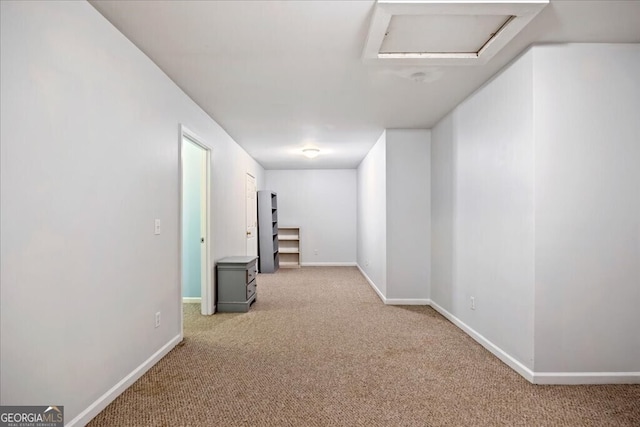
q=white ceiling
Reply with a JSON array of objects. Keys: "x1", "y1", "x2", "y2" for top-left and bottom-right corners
[{"x1": 89, "y1": 0, "x2": 640, "y2": 170}]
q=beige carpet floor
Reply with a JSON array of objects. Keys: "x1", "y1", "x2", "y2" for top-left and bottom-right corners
[{"x1": 89, "y1": 267, "x2": 639, "y2": 426}]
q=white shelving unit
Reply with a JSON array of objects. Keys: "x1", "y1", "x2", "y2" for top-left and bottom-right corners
[{"x1": 278, "y1": 227, "x2": 300, "y2": 268}]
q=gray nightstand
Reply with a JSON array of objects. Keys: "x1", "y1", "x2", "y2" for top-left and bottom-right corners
[{"x1": 216, "y1": 256, "x2": 258, "y2": 312}]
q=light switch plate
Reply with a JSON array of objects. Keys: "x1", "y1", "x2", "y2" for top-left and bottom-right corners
[{"x1": 154, "y1": 219, "x2": 161, "y2": 235}]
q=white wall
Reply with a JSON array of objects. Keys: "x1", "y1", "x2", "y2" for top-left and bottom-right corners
[
  {"x1": 431, "y1": 50, "x2": 536, "y2": 370},
  {"x1": 0, "y1": 1, "x2": 263, "y2": 424},
  {"x1": 533, "y1": 44, "x2": 640, "y2": 374},
  {"x1": 357, "y1": 131, "x2": 387, "y2": 296},
  {"x1": 431, "y1": 44, "x2": 640, "y2": 381},
  {"x1": 264, "y1": 169, "x2": 357, "y2": 265},
  {"x1": 430, "y1": 114, "x2": 455, "y2": 310},
  {"x1": 386, "y1": 129, "x2": 431, "y2": 300}
]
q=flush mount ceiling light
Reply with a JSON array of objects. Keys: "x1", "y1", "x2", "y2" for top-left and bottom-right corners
[
  {"x1": 363, "y1": 0, "x2": 548, "y2": 66},
  {"x1": 302, "y1": 148, "x2": 320, "y2": 159}
]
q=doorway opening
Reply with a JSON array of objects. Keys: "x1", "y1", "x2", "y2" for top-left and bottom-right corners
[
  {"x1": 246, "y1": 173, "x2": 257, "y2": 256},
  {"x1": 180, "y1": 125, "x2": 213, "y2": 331}
]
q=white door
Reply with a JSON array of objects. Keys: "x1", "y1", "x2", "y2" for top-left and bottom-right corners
[
  {"x1": 180, "y1": 125, "x2": 213, "y2": 318},
  {"x1": 246, "y1": 173, "x2": 257, "y2": 256}
]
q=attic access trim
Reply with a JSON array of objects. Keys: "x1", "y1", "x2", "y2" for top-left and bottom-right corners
[{"x1": 363, "y1": 0, "x2": 548, "y2": 65}]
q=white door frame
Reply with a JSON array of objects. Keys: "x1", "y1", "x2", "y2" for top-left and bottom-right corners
[
  {"x1": 246, "y1": 172, "x2": 257, "y2": 256},
  {"x1": 179, "y1": 124, "x2": 214, "y2": 333}
]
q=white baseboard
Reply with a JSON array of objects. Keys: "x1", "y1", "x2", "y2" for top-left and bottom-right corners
[
  {"x1": 67, "y1": 334, "x2": 182, "y2": 427},
  {"x1": 429, "y1": 300, "x2": 535, "y2": 383},
  {"x1": 532, "y1": 371, "x2": 640, "y2": 385},
  {"x1": 356, "y1": 264, "x2": 387, "y2": 303},
  {"x1": 429, "y1": 300, "x2": 640, "y2": 385},
  {"x1": 300, "y1": 262, "x2": 357, "y2": 267},
  {"x1": 356, "y1": 265, "x2": 430, "y2": 306},
  {"x1": 385, "y1": 298, "x2": 431, "y2": 305},
  {"x1": 182, "y1": 297, "x2": 201, "y2": 304}
]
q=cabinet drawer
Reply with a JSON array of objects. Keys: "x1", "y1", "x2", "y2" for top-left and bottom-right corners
[
  {"x1": 247, "y1": 265, "x2": 257, "y2": 284},
  {"x1": 247, "y1": 279, "x2": 256, "y2": 300}
]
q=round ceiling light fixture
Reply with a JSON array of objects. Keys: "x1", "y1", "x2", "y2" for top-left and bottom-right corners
[{"x1": 302, "y1": 148, "x2": 320, "y2": 159}]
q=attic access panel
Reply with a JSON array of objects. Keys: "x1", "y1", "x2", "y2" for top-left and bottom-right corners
[
  {"x1": 363, "y1": 0, "x2": 548, "y2": 65},
  {"x1": 380, "y1": 14, "x2": 514, "y2": 54}
]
